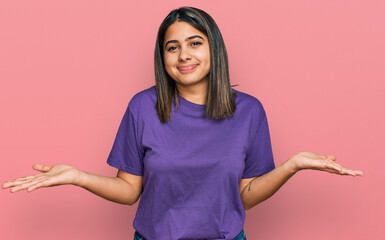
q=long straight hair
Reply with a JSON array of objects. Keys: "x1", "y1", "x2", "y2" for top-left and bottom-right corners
[{"x1": 154, "y1": 7, "x2": 238, "y2": 123}]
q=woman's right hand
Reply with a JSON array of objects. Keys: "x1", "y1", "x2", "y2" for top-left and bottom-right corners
[{"x1": 2, "y1": 164, "x2": 82, "y2": 193}]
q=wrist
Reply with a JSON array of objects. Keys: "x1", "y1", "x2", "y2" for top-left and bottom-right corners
[
  {"x1": 72, "y1": 168, "x2": 86, "y2": 187},
  {"x1": 285, "y1": 157, "x2": 300, "y2": 174}
]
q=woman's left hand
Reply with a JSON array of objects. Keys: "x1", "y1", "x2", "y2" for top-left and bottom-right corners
[{"x1": 288, "y1": 152, "x2": 364, "y2": 176}]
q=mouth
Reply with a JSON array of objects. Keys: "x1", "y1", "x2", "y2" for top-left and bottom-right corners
[{"x1": 177, "y1": 64, "x2": 198, "y2": 72}]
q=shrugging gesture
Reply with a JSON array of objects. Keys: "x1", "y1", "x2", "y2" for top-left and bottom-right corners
[{"x1": 3, "y1": 152, "x2": 363, "y2": 211}]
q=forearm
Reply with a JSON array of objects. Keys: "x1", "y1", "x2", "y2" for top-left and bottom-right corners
[
  {"x1": 75, "y1": 170, "x2": 137, "y2": 205},
  {"x1": 241, "y1": 159, "x2": 297, "y2": 210}
]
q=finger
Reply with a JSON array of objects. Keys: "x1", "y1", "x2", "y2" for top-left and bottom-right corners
[
  {"x1": 341, "y1": 168, "x2": 364, "y2": 176},
  {"x1": 10, "y1": 177, "x2": 47, "y2": 193},
  {"x1": 325, "y1": 154, "x2": 337, "y2": 161},
  {"x1": 3, "y1": 179, "x2": 30, "y2": 189},
  {"x1": 18, "y1": 175, "x2": 47, "y2": 186},
  {"x1": 332, "y1": 162, "x2": 364, "y2": 176},
  {"x1": 26, "y1": 178, "x2": 50, "y2": 192},
  {"x1": 3, "y1": 174, "x2": 45, "y2": 188},
  {"x1": 322, "y1": 161, "x2": 343, "y2": 172},
  {"x1": 320, "y1": 168, "x2": 341, "y2": 174},
  {"x1": 2, "y1": 179, "x2": 17, "y2": 188},
  {"x1": 2, "y1": 181, "x2": 12, "y2": 189},
  {"x1": 27, "y1": 178, "x2": 54, "y2": 192},
  {"x1": 356, "y1": 170, "x2": 364, "y2": 176},
  {"x1": 33, "y1": 163, "x2": 53, "y2": 173},
  {"x1": 324, "y1": 167, "x2": 364, "y2": 176},
  {"x1": 5, "y1": 179, "x2": 33, "y2": 188},
  {"x1": 3, "y1": 174, "x2": 39, "y2": 186},
  {"x1": 14, "y1": 173, "x2": 44, "y2": 182},
  {"x1": 14, "y1": 175, "x2": 36, "y2": 181},
  {"x1": 320, "y1": 167, "x2": 352, "y2": 176}
]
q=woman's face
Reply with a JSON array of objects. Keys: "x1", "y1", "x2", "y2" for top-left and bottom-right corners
[{"x1": 163, "y1": 21, "x2": 210, "y2": 89}]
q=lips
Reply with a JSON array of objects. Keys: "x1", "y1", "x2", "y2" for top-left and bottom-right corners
[{"x1": 178, "y1": 64, "x2": 198, "y2": 72}]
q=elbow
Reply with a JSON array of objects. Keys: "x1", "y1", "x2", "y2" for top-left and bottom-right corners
[
  {"x1": 241, "y1": 193, "x2": 255, "y2": 211},
  {"x1": 243, "y1": 203, "x2": 253, "y2": 211},
  {"x1": 120, "y1": 196, "x2": 139, "y2": 206},
  {"x1": 242, "y1": 199, "x2": 253, "y2": 211},
  {"x1": 242, "y1": 197, "x2": 263, "y2": 211},
  {"x1": 118, "y1": 198, "x2": 137, "y2": 206},
  {"x1": 128, "y1": 197, "x2": 140, "y2": 206}
]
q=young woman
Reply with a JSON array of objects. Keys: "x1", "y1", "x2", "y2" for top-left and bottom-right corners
[{"x1": 2, "y1": 7, "x2": 363, "y2": 240}]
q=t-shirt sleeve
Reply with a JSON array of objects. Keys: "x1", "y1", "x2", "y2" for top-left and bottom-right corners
[
  {"x1": 242, "y1": 105, "x2": 275, "y2": 178},
  {"x1": 106, "y1": 104, "x2": 144, "y2": 176}
]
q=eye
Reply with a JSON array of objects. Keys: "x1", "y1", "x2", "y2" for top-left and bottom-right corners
[
  {"x1": 167, "y1": 46, "x2": 178, "y2": 52},
  {"x1": 191, "y1": 41, "x2": 202, "y2": 46}
]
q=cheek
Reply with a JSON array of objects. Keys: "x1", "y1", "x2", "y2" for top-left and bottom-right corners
[
  {"x1": 163, "y1": 59, "x2": 173, "y2": 74},
  {"x1": 200, "y1": 50, "x2": 211, "y2": 71},
  {"x1": 164, "y1": 55, "x2": 176, "y2": 69},
  {"x1": 199, "y1": 48, "x2": 211, "y2": 65}
]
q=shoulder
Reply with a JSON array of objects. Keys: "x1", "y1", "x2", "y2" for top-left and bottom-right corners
[
  {"x1": 128, "y1": 86, "x2": 156, "y2": 110},
  {"x1": 126, "y1": 86, "x2": 157, "y2": 121},
  {"x1": 231, "y1": 88, "x2": 266, "y2": 117}
]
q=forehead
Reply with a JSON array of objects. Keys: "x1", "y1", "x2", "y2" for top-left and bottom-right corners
[{"x1": 164, "y1": 21, "x2": 207, "y2": 41}]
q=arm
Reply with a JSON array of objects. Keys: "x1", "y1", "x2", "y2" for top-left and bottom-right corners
[
  {"x1": 77, "y1": 169, "x2": 142, "y2": 205},
  {"x1": 2, "y1": 164, "x2": 143, "y2": 205},
  {"x1": 240, "y1": 152, "x2": 364, "y2": 210}
]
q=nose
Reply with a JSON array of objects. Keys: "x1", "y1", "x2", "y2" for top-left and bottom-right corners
[{"x1": 178, "y1": 46, "x2": 192, "y2": 62}]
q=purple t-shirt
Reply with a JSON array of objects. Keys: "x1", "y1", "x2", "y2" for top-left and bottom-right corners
[{"x1": 107, "y1": 86, "x2": 275, "y2": 240}]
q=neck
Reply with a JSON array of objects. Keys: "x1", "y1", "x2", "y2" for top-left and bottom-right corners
[{"x1": 175, "y1": 80, "x2": 208, "y2": 105}]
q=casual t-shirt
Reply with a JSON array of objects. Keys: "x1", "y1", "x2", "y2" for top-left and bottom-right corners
[{"x1": 107, "y1": 86, "x2": 275, "y2": 240}]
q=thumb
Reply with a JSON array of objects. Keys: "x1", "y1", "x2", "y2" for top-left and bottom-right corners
[
  {"x1": 33, "y1": 163, "x2": 53, "y2": 172},
  {"x1": 325, "y1": 154, "x2": 337, "y2": 161}
]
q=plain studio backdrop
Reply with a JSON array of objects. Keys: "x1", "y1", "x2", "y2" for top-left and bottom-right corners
[{"x1": 0, "y1": 0, "x2": 384, "y2": 239}]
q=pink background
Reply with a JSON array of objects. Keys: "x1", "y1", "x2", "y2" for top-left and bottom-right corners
[{"x1": 1, "y1": 0, "x2": 384, "y2": 239}]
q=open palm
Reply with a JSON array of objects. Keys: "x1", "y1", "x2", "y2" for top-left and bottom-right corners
[
  {"x1": 291, "y1": 152, "x2": 363, "y2": 176},
  {"x1": 2, "y1": 164, "x2": 80, "y2": 193}
]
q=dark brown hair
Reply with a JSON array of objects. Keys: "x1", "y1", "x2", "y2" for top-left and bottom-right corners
[{"x1": 154, "y1": 6, "x2": 238, "y2": 123}]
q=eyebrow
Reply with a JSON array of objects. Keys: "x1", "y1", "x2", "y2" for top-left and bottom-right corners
[{"x1": 164, "y1": 35, "x2": 205, "y2": 49}]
